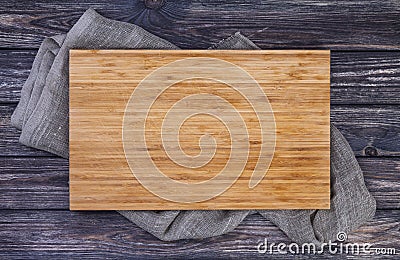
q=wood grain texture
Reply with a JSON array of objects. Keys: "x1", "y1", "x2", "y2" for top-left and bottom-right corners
[
  {"x1": 1, "y1": 157, "x2": 398, "y2": 210},
  {"x1": 0, "y1": 210, "x2": 398, "y2": 258},
  {"x1": 69, "y1": 50, "x2": 331, "y2": 210},
  {"x1": 2, "y1": 51, "x2": 399, "y2": 104},
  {"x1": 0, "y1": 0, "x2": 399, "y2": 257},
  {"x1": 331, "y1": 52, "x2": 400, "y2": 88},
  {"x1": 0, "y1": 104, "x2": 54, "y2": 156},
  {"x1": 2, "y1": 104, "x2": 399, "y2": 157},
  {"x1": 0, "y1": 50, "x2": 36, "y2": 103},
  {"x1": 331, "y1": 106, "x2": 400, "y2": 157},
  {"x1": 360, "y1": 157, "x2": 400, "y2": 210},
  {"x1": 0, "y1": 1, "x2": 400, "y2": 50},
  {"x1": 0, "y1": 157, "x2": 69, "y2": 210}
]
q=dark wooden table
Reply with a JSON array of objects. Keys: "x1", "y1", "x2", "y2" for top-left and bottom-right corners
[{"x1": 0, "y1": 0, "x2": 399, "y2": 258}]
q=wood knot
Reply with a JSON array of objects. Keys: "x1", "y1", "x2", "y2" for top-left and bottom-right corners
[
  {"x1": 144, "y1": 0, "x2": 164, "y2": 9},
  {"x1": 364, "y1": 146, "x2": 378, "y2": 156}
]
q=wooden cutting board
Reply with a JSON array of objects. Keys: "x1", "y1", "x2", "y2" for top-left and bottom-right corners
[{"x1": 69, "y1": 50, "x2": 330, "y2": 210}]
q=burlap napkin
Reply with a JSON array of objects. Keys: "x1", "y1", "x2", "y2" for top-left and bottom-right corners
[{"x1": 11, "y1": 8, "x2": 376, "y2": 244}]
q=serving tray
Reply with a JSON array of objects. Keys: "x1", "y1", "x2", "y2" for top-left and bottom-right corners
[{"x1": 69, "y1": 50, "x2": 330, "y2": 210}]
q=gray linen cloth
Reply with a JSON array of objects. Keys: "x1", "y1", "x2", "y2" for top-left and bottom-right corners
[{"x1": 11, "y1": 8, "x2": 376, "y2": 244}]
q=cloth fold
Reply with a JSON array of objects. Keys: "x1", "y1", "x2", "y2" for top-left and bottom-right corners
[{"x1": 11, "y1": 8, "x2": 376, "y2": 244}]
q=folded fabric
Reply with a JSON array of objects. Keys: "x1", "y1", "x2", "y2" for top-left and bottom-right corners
[
  {"x1": 11, "y1": 34, "x2": 66, "y2": 130},
  {"x1": 11, "y1": 8, "x2": 376, "y2": 244}
]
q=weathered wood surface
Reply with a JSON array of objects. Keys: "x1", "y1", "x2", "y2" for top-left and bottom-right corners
[
  {"x1": 0, "y1": 0, "x2": 399, "y2": 258},
  {"x1": 3, "y1": 104, "x2": 399, "y2": 157},
  {"x1": 2, "y1": 51, "x2": 400, "y2": 104},
  {"x1": 332, "y1": 106, "x2": 400, "y2": 157},
  {"x1": 1, "y1": 156, "x2": 398, "y2": 210},
  {"x1": 0, "y1": 210, "x2": 398, "y2": 258},
  {"x1": 0, "y1": 0, "x2": 400, "y2": 50},
  {"x1": 0, "y1": 105, "x2": 53, "y2": 156}
]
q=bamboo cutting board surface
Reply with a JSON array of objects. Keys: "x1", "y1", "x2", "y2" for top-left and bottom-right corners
[{"x1": 69, "y1": 50, "x2": 330, "y2": 210}]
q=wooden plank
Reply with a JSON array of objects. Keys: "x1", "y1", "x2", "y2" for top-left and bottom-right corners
[
  {"x1": 69, "y1": 49, "x2": 331, "y2": 210},
  {"x1": 0, "y1": 1, "x2": 399, "y2": 50},
  {"x1": 2, "y1": 104, "x2": 399, "y2": 157},
  {"x1": 360, "y1": 157, "x2": 400, "y2": 209},
  {"x1": 0, "y1": 209, "x2": 398, "y2": 258},
  {"x1": 0, "y1": 50, "x2": 36, "y2": 103},
  {"x1": 0, "y1": 157, "x2": 398, "y2": 210},
  {"x1": 331, "y1": 52, "x2": 400, "y2": 88},
  {"x1": 0, "y1": 104, "x2": 53, "y2": 156},
  {"x1": 2, "y1": 50, "x2": 399, "y2": 104},
  {"x1": 0, "y1": 157, "x2": 69, "y2": 210},
  {"x1": 331, "y1": 105, "x2": 400, "y2": 156},
  {"x1": 331, "y1": 87, "x2": 400, "y2": 105}
]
